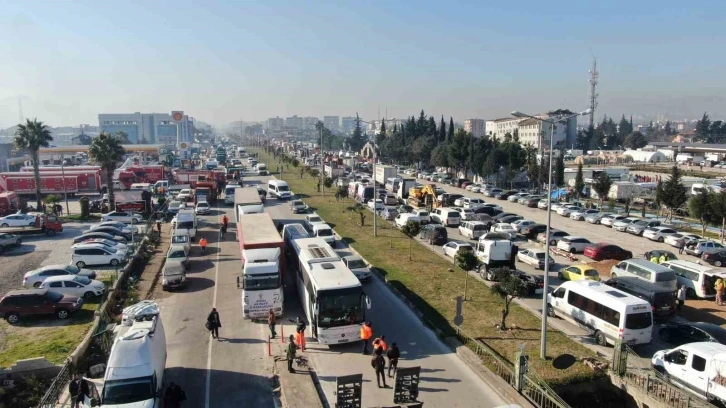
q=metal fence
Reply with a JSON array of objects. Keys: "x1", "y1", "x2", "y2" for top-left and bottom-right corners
[
  {"x1": 36, "y1": 360, "x2": 73, "y2": 408},
  {"x1": 522, "y1": 369, "x2": 570, "y2": 408}
]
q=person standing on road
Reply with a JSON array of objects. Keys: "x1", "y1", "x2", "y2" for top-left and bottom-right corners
[
  {"x1": 678, "y1": 239, "x2": 685, "y2": 255},
  {"x1": 371, "y1": 348, "x2": 387, "y2": 388},
  {"x1": 290, "y1": 316, "x2": 306, "y2": 351},
  {"x1": 372, "y1": 335, "x2": 387, "y2": 353},
  {"x1": 677, "y1": 285, "x2": 687, "y2": 315},
  {"x1": 207, "y1": 308, "x2": 222, "y2": 339},
  {"x1": 286, "y1": 335, "x2": 298, "y2": 373},
  {"x1": 199, "y1": 237, "x2": 208, "y2": 255},
  {"x1": 387, "y1": 342, "x2": 400, "y2": 378},
  {"x1": 268, "y1": 309, "x2": 277, "y2": 339},
  {"x1": 69, "y1": 374, "x2": 82, "y2": 408},
  {"x1": 360, "y1": 321, "x2": 373, "y2": 354},
  {"x1": 219, "y1": 223, "x2": 227, "y2": 240},
  {"x1": 222, "y1": 214, "x2": 229, "y2": 230}
]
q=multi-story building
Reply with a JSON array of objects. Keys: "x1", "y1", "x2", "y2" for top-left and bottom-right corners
[
  {"x1": 98, "y1": 112, "x2": 193, "y2": 147},
  {"x1": 341, "y1": 116, "x2": 356, "y2": 134},
  {"x1": 323, "y1": 116, "x2": 340, "y2": 132},
  {"x1": 486, "y1": 117, "x2": 523, "y2": 141},
  {"x1": 486, "y1": 113, "x2": 577, "y2": 150},
  {"x1": 267, "y1": 117, "x2": 284, "y2": 131},
  {"x1": 464, "y1": 119, "x2": 485, "y2": 138},
  {"x1": 285, "y1": 115, "x2": 303, "y2": 129},
  {"x1": 303, "y1": 117, "x2": 319, "y2": 130}
]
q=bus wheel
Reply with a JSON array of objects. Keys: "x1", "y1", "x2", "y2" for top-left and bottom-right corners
[{"x1": 594, "y1": 331, "x2": 607, "y2": 346}]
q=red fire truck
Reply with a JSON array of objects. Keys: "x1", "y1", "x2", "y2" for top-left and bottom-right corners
[
  {"x1": 0, "y1": 171, "x2": 103, "y2": 195},
  {"x1": 116, "y1": 165, "x2": 166, "y2": 189},
  {"x1": 172, "y1": 170, "x2": 225, "y2": 188}
]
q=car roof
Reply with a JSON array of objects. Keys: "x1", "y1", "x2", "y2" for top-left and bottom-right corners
[
  {"x1": 43, "y1": 275, "x2": 86, "y2": 282},
  {"x1": 168, "y1": 244, "x2": 187, "y2": 250},
  {"x1": 563, "y1": 236, "x2": 587, "y2": 240},
  {"x1": 74, "y1": 243, "x2": 110, "y2": 249},
  {"x1": 5, "y1": 289, "x2": 49, "y2": 297},
  {"x1": 38, "y1": 264, "x2": 70, "y2": 271}
]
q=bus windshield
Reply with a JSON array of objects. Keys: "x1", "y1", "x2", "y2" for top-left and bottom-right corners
[
  {"x1": 243, "y1": 273, "x2": 280, "y2": 291},
  {"x1": 102, "y1": 376, "x2": 154, "y2": 404},
  {"x1": 317, "y1": 288, "x2": 364, "y2": 328}
]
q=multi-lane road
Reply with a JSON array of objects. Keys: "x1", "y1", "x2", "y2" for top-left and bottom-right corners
[{"x1": 157, "y1": 173, "x2": 519, "y2": 408}]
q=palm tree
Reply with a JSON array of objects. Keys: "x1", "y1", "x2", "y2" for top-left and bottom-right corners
[
  {"x1": 89, "y1": 132, "x2": 126, "y2": 210},
  {"x1": 14, "y1": 119, "x2": 54, "y2": 209}
]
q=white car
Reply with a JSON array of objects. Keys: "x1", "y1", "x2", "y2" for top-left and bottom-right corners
[
  {"x1": 556, "y1": 205, "x2": 582, "y2": 217},
  {"x1": 612, "y1": 217, "x2": 641, "y2": 232},
  {"x1": 517, "y1": 248, "x2": 553, "y2": 270},
  {"x1": 342, "y1": 255, "x2": 372, "y2": 281},
  {"x1": 490, "y1": 223, "x2": 516, "y2": 235},
  {"x1": 23, "y1": 264, "x2": 97, "y2": 288},
  {"x1": 76, "y1": 238, "x2": 128, "y2": 252},
  {"x1": 550, "y1": 202, "x2": 572, "y2": 212},
  {"x1": 511, "y1": 219, "x2": 536, "y2": 232},
  {"x1": 0, "y1": 213, "x2": 36, "y2": 227},
  {"x1": 166, "y1": 244, "x2": 190, "y2": 268},
  {"x1": 72, "y1": 243, "x2": 127, "y2": 268},
  {"x1": 451, "y1": 207, "x2": 475, "y2": 220},
  {"x1": 442, "y1": 241, "x2": 474, "y2": 258},
  {"x1": 395, "y1": 213, "x2": 421, "y2": 228},
  {"x1": 454, "y1": 197, "x2": 485, "y2": 208},
  {"x1": 304, "y1": 214, "x2": 326, "y2": 231},
  {"x1": 556, "y1": 236, "x2": 592, "y2": 253},
  {"x1": 91, "y1": 221, "x2": 137, "y2": 234},
  {"x1": 171, "y1": 233, "x2": 192, "y2": 254},
  {"x1": 195, "y1": 201, "x2": 211, "y2": 215},
  {"x1": 367, "y1": 199, "x2": 385, "y2": 211},
  {"x1": 508, "y1": 193, "x2": 529, "y2": 203},
  {"x1": 569, "y1": 209, "x2": 599, "y2": 221},
  {"x1": 177, "y1": 188, "x2": 193, "y2": 201},
  {"x1": 600, "y1": 214, "x2": 627, "y2": 227},
  {"x1": 664, "y1": 233, "x2": 702, "y2": 248},
  {"x1": 102, "y1": 211, "x2": 143, "y2": 224},
  {"x1": 413, "y1": 210, "x2": 431, "y2": 224},
  {"x1": 537, "y1": 200, "x2": 550, "y2": 210},
  {"x1": 642, "y1": 226, "x2": 678, "y2": 242},
  {"x1": 39, "y1": 275, "x2": 106, "y2": 299}
]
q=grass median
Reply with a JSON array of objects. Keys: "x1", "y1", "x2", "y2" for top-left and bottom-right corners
[{"x1": 255, "y1": 149, "x2": 604, "y2": 386}]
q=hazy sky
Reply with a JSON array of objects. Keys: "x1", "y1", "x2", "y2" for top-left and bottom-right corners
[{"x1": 1, "y1": 1, "x2": 725, "y2": 129}]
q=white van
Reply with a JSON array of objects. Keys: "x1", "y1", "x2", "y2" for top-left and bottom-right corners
[
  {"x1": 153, "y1": 180, "x2": 169, "y2": 191},
  {"x1": 652, "y1": 342, "x2": 726, "y2": 404},
  {"x1": 459, "y1": 221, "x2": 488, "y2": 240},
  {"x1": 312, "y1": 223, "x2": 335, "y2": 245},
  {"x1": 174, "y1": 209, "x2": 197, "y2": 240},
  {"x1": 267, "y1": 180, "x2": 292, "y2": 199},
  {"x1": 81, "y1": 300, "x2": 166, "y2": 407},
  {"x1": 660, "y1": 259, "x2": 726, "y2": 299},
  {"x1": 129, "y1": 183, "x2": 152, "y2": 191},
  {"x1": 610, "y1": 259, "x2": 678, "y2": 291},
  {"x1": 257, "y1": 163, "x2": 268, "y2": 176},
  {"x1": 395, "y1": 213, "x2": 421, "y2": 229},
  {"x1": 547, "y1": 280, "x2": 652, "y2": 346},
  {"x1": 385, "y1": 177, "x2": 402, "y2": 192},
  {"x1": 430, "y1": 208, "x2": 461, "y2": 227}
]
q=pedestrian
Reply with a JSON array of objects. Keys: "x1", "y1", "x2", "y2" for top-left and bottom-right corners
[
  {"x1": 371, "y1": 348, "x2": 387, "y2": 388},
  {"x1": 716, "y1": 278, "x2": 724, "y2": 306},
  {"x1": 268, "y1": 309, "x2": 277, "y2": 339},
  {"x1": 387, "y1": 342, "x2": 400, "y2": 378},
  {"x1": 677, "y1": 285, "x2": 687, "y2": 315},
  {"x1": 200, "y1": 237, "x2": 208, "y2": 255},
  {"x1": 360, "y1": 321, "x2": 373, "y2": 354},
  {"x1": 69, "y1": 374, "x2": 82, "y2": 408},
  {"x1": 156, "y1": 221, "x2": 162, "y2": 235},
  {"x1": 219, "y1": 223, "x2": 227, "y2": 240},
  {"x1": 678, "y1": 240, "x2": 685, "y2": 255},
  {"x1": 290, "y1": 316, "x2": 306, "y2": 351},
  {"x1": 372, "y1": 335, "x2": 388, "y2": 353},
  {"x1": 222, "y1": 214, "x2": 229, "y2": 229},
  {"x1": 287, "y1": 334, "x2": 298, "y2": 373},
  {"x1": 164, "y1": 382, "x2": 187, "y2": 408},
  {"x1": 207, "y1": 307, "x2": 222, "y2": 339}
]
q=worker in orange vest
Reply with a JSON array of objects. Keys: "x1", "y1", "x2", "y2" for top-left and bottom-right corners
[
  {"x1": 360, "y1": 321, "x2": 373, "y2": 355},
  {"x1": 372, "y1": 335, "x2": 387, "y2": 353},
  {"x1": 199, "y1": 237, "x2": 208, "y2": 255}
]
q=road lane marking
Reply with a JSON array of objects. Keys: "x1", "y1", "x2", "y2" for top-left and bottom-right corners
[{"x1": 205, "y1": 205, "x2": 222, "y2": 408}]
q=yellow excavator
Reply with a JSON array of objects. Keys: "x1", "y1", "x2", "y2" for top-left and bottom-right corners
[{"x1": 408, "y1": 184, "x2": 439, "y2": 210}]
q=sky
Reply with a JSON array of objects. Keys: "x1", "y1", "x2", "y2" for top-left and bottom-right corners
[{"x1": 1, "y1": 0, "x2": 725, "y2": 130}]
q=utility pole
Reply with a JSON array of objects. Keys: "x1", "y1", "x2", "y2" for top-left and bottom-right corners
[{"x1": 588, "y1": 58, "x2": 599, "y2": 130}]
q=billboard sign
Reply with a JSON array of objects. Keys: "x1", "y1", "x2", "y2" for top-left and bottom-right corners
[{"x1": 116, "y1": 201, "x2": 146, "y2": 213}]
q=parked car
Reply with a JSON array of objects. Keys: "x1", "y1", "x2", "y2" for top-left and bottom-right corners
[
  {"x1": 450, "y1": 207, "x2": 475, "y2": 220},
  {"x1": 517, "y1": 248, "x2": 553, "y2": 270},
  {"x1": 490, "y1": 223, "x2": 517, "y2": 237},
  {"x1": 498, "y1": 215, "x2": 523, "y2": 224},
  {"x1": 524, "y1": 197, "x2": 541, "y2": 207},
  {"x1": 470, "y1": 205, "x2": 501, "y2": 216},
  {"x1": 367, "y1": 199, "x2": 385, "y2": 211},
  {"x1": 413, "y1": 210, "x2": 431, "y2": 224},
  {"x1": 0, "y1": 289, "x2": 83, "y2": 324},
  {"x1": 612, "y1": 217, "x2": 643, "y2": 232},
  {"x1": 702, "y1": 250, "x2": 726, "y2": 267},
  {"x1": 395, "y1": 213, "x2": 421, "y2": 229},
  {"x1": 290, "y1": 199, "x2": 308, "y2": 214},
  {"x1": 583, "y1": 243, "x2": 633, "y2": 261},
  {"x1": 665, "y1": 233, "x2": 702, "y2": 248},
  {"x1": 0, "y1": 233, "x2": 22, "y2": 252},
  {"x1": 537, "y1": 199, "x2": 550, "y2": 210},
  {"x1": 380, "y1": 207, "x2": 399, "y2": 221},
  {"x1": 557, "y1": 264, "x2": 600, "y2": 281},
  {"x1": 585, "y1": 212, "x2": 612, "y2": 224},
  {"x1": 304, "y1": 214, "x2": 326, "y2": 231},
  {"x1": 162, "y1": 263, "x2": 188, "y2": 291},
  {"x1": 72, "y1": 243, "x2": 127, "y2": 268},
  {"x1": 557, "y1": 205, "x2": 582, "y2": 217},
  {"x1": 536, "y1": 230, "x2": 569, "y2": 246},
  {"x1": 509, "y1": 193, "x2": 530, "y2": 203},
  {"x1": 643, "y1": 249, "x2": 678, "y2": 263},
  {"x1": 442, "y1": 241, "x2": 474, "y2": 258},
  {"x1": 570, "y1": 209, "x2": 599, "y2": 221},
  {"x1": 73, "y1": 231, "x2": 126, "y2": 244},
  {"x1": 685, "y1": 240, "x2": 724, "y2": 257},
  {"x1": 91, "y1": 221, "x2": 137, "y2": 234},
  {"x1": 482, "y1": 268, "x2": 543, "y2": 296},
  {"x1": 643, "y1": 226, "x2": 678, "y2": 242},
  {"x1": 511, "y1": 219, "x2": 536, "y2": 232},
  {"x1": 521, "y1": 223, "x2": 547, "y2": 240},
  {"x1": 102, "y1": 211, "x2": 143, "y2": 224},
  {"x1": 0, "y1": 213, "x2": 36, "y2": 227},
  {"x1": 83, "y1": 226, "x2": 131, "y2": 241},
  {"x1": 556, "y1": 236, "x2": 593, "y2": 254},
  {"x1": 626, "y1": 220, "x2": 662, "y2": 236},
  {"x1": 23, "y1": 264, "x2": 97, "y2": 288},
  {"x1": 397, "y1": 205, "x2": 414, "y2": 214},
  {"x1": 166, "y1": 244, "x2": 190, "y2": 268},
  {"x1": 38, "y1": 275, "x2": 106, "y2": 299},
  {"x1": 195, "y1": 201, "x2": 211, "y2": 215},
  {"x1": 519, "y1": 195, "x2": 539, "y2": 205},
  {"x1": 600, "y1": 214, "x2": 628, "y2": 227},
  {"x1": 495, "y1": 190, "x2": 517, "y2": 200},
  {"x1": 659, "y1": 322, "x2": 726, "y2": 346},
  {"x1": 484, "y1": 188, "x2": 503, "y2": 197},
  {"x1": 342, "y1": 255, "x2": 372, "y2": 281},
  {"x1": 418, "y1": 224, "x2": 447, "y2": 245}
]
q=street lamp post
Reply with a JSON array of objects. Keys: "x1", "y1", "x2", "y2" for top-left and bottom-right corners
[{"x1": 511, "y1": 109, "x2": 591, "y2": 360}]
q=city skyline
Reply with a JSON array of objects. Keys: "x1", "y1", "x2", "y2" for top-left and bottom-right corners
[{"x1": 1, "y1": 1, "x2": 725, "y2": 129}]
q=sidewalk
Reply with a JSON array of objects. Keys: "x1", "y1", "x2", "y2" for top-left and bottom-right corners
[{"x1": 271, "y1": 321, "x2": 324, "y2": 408}]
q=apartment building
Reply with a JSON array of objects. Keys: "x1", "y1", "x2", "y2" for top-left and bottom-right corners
[
  {"x1": 267, "y1": 117, "x2": 284, "y2": 131},
  {"x1": 464, "y1": 119, "x2": 485, "y2": 137},
  {"x1": 285, "y1": 115, "x2": 303, "y2": 129},
  {"x1": 98, "y1": 112, "x2": 193, "y2": 146},
  {"x1": 341, "y1": 116, "x2": 356, "y2": 134},
  {"x1": 323, "y1": 116, "x2": 340, "y2": 132}
]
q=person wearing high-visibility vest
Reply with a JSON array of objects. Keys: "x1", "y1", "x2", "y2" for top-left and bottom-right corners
[
  {"x1": 650, "y1": 255, "x2": 659, "y2": 264},
  {"x1": 372, "y1": 335, "x2": 388, "y2": 353},
  {"x1": 200, "y1": 237, "x2": 208, "y2": 255},
  {"x1": 659, "y1": 254, "x2": 668, "y2": 264},
  {"x1": 360, "y1": 322, "x2": 373, "y2": 355}
]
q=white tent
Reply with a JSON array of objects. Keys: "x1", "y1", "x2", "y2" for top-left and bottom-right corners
[{"x1": 623, "y1": 150, "x2": 667, "y2": 163}]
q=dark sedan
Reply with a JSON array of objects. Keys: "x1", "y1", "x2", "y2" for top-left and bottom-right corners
[
  {"x1": 702, "y1": 250, "x2": 726, "y2": 267},
  {"x1": 524, "y1": 197, "x2": 541, "y2": 207},
  {"x1": 521, "y1": 224, "x2": 547, "y2": 240},
  {"x1": 643, "y1": 250, "x2": 678, "y2": 263},
  {"x1": 481, "y1": 268, "x2": 543, "y2": 296},
  {"x1": 471, "y1": 205, "x2": 501, "y2": 216},
  {"x1": 498, "y1": 215, "x2": 523, "y2": 224},
  {"x1": 495, "y1": 190, "x2": 518, "y2": 200},
  {"x1": 418, "y1": 224, "x2": 447, "y2": 245},
  {"x1": 83, "y1": 226, "x2": 131, "y2": 241},
  {"x1": 659, "y1": 322, "x2": 726, "y2": 346},
  {"x1": 493, "y1": 212, "x2": 517, "y2": 221}
]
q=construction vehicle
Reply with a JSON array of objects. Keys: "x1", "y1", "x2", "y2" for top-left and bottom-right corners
[
  {"x1": 0, "y1": 213, "x2": 63, "y2": 236},
  {"x1": 408, "y1": 184, "x2": 439, "y2": 210}
]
